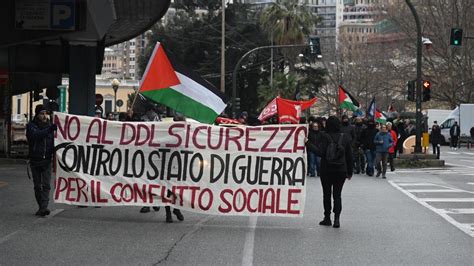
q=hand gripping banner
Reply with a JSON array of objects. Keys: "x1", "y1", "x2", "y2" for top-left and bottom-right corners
[{"x1": 53, "y1": 113, "x2": 307, "y2": 217}]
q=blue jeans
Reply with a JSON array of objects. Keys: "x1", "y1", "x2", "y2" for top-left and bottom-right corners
[
  {"x1": 364, "y1": 149, "x2": 376, "y2": 176},
  {"x1": 308, "y1": 151, "x2": 317, "y2": 176}
]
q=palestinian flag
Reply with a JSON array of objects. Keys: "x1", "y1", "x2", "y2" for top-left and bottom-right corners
[
  {"x1": 338, "y1": 85, "x2": 360, "y2": 112},
  {"x1": 139, "y1": 42, "x2": 227, "y2": 124},
  {"x1": 368, "y1": 98, "x2": 387, "y2": 124}
]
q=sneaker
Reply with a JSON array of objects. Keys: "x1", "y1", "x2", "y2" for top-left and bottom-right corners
[
  {"x1": 376, "y1": 172, "x2": 381, "y2": 177},
  {"x1": 382, "y1": 176, "x2": 387, "y2": 179},
  {"x1": 173, "y1": 209, "x2": 184, "y2": 221},
  {"x1": 333, "y1": 219, "x2": 340, "y2": 228},
  {"x1": 152, "y1": 207, "x2": 160, "y2": 212},
  {"x1": 140, "y1": 207, "x2": 151, "y2": 213}
]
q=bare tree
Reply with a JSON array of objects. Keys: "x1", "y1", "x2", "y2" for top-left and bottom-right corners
[{"x1": 383, "y1": 0, "x2": 474, "y2": 108}]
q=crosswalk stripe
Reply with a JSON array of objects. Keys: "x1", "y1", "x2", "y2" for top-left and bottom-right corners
[
  {"x1": 421, "y1": 198, "x2": 474, "y2": 202},
  {"x1": 446, "y1": 163, "x2": 474, "y2": 169},
  {"x1": 406, "y1": 189, "x2": 463, "y2": 193},
  {"x1": 389, "y1": 181, "x2": 474, "y2": 237},
  {"x1": 396, "y1": 183, "x2": 438, "y2": 186},
  {"x1": 443, "y1": 209, "x2": 474, "y2": 214}
]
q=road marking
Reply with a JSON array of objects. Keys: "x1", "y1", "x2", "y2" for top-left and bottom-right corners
[
  {"x1": 421, "y1": 198, "x2": 474, "y2": 202},
  {"x1": 0, "y1": 181, "x2": 8, "y2": 188},
  {"x1": 445, "y1": 163, "x2": 474, "y2": 169},
  {"x1": 242, "y1": 216, "x2": 258, "y2": 266},
  {"x1": 443, "y1": 208, "x2": 474, "y2": 214},
  {"x1": 468, "y1": 183, "x2": 474, "y2": 186},
  {"x1": 389, "y1": 181, "x2": 474, "y2": 237},
  {"x1": 396, "y1": 183, "x2": 438, "y2": 186},
  {"x1": 406, "y1": 189, "x2": 463, "y2": 193},
  {"x1": 0, "y1": 230, "x2": 22, "y2": 245},
  {"x1": 447, "y1": 152, "x2": 461, "y2": 155}
]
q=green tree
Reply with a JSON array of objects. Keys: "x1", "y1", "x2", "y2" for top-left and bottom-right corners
[
  {"x1": 259, "y1": 0, "x2": 319, "y2": 70},
  {"x1": 138, "y1": 3, "x2": 270, "y2": 116},
  {"x1": 257, "y1": 72, "x2": 298, "y2": 108}
]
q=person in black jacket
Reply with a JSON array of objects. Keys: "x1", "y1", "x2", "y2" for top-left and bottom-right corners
[
  {"x1": 360, "y1": 120, "x2": 378, "y2": 176},
  {"x1": 450, "y1": 121, "x2": 461, "y2": 150},
  {"x1": 430, "y1": 121, "x2": 442, "y2": 159},
  {"x1": 305, "y1": 116, "x2": 353, "y2": 228},
  {"x1": 26, "y1": 105, "x2": 57, "y2": 217}
]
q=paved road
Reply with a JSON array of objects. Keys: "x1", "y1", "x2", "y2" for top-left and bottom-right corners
[{"x1": 0, "y1": 150, "x2": 473, "y2": 265}]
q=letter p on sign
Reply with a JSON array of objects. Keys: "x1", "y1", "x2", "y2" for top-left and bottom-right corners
[{"x1": 51, "y1": 0, "x2": 75, "y2": 30}]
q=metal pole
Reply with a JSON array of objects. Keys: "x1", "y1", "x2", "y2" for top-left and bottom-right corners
[
  {"x1": 232, "y1": 44, "x2": 314, "y2": 117},
  {"x1": 114, "y1": 90, "x2": 117, "y2": 113},
  {"x1": 220, "y1": 0, "x2": 226, "y2": 93},
  {"x1": 270, "y1": 32, "x2": 274, "y2": 91},
  {"x1": 406, "y1": 0, "x2": 423, "y2": 153}
]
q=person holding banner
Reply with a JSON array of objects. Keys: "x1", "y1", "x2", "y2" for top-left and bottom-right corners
[
  {"x1": 305, "y1": 116, "x2": 353, "y2": 228},
  {"x1": 26, "y1": 104, "x2": 57, "y2": 217}
]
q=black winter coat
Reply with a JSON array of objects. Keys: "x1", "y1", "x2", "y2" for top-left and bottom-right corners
[
  {"x1": 430, "y1": 125, "x2": 443, "y2": 145},
  {"x1": 306, "y1": 132, "x2": 353, "y2": 177},
  {"x1": 26, "y1": 119, "x2": 55, "y2": 161},
  {"x1": 360, "y1": 127, "x2": 378, "y2": 151}
]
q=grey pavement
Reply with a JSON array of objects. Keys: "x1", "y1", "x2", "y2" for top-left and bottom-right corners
[{"x1": 0, "y1": 152, "x2": 473, "y2": 265}]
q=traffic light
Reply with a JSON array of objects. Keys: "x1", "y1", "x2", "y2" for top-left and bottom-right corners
[
  {"x1": 46, "y1": 86, "x2": 59, "y2": 99},
  {"x1": 422, "y1": 80, "x2": 431, "y2": 102},
  {"x1": 308, "y1": 37, "x2": 321, "y2": 55},
  {"x1": 450, "y1": 28, "x2": 463, "y2": 46},
  {"x1": 234, "y1": 97, "x2": 241, "y2": 111},
  {"x1": 407, "y1": 80, "x2": 415, "y2": 102}
]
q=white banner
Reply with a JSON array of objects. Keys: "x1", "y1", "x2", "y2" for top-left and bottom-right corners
[{"x1": 53, "y1": 113, "x2": 307, "y2": 217}]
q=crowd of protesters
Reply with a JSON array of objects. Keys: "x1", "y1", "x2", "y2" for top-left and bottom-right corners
[
  {"x1": 28, "y1": 103, "x2": 454, "y2": 230},
  {"x1": 304, "y1": 114, "x2": 418, "y2": 179}
]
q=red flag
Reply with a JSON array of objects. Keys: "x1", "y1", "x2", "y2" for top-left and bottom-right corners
[
  {"x1": 258, "y1": 97, "x2": 278, "y2": 122},
  {"x1": 277, "y1": 97, "x2": 317, "y2": 124},
  {"x1": 215, "y1": 117, "x2": 241, "y2": 125}
]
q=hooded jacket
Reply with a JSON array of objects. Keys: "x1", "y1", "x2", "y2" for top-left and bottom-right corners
[{"x1": 306, "y1": 116, "x2": 353, "y2": 177}]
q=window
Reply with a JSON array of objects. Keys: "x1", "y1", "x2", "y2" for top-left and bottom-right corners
[
  {"x1": 105, "y1": 100, "x2": 112, "y2": 114},
  {"x1": 17, "y1": 98, "x2": 21, "y2": 114}
]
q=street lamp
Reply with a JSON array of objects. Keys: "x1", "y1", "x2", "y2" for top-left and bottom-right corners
[{"x1": 111, "y1": 78, "x2": 120, "y2": 113}]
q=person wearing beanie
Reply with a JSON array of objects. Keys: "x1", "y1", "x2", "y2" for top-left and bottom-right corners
[
  {"x1": 26, "y1": 104, "x2": 57, "y2": 217},
  {"x1": 305, "y1": 116, "x2": 353, "y2": 228}
]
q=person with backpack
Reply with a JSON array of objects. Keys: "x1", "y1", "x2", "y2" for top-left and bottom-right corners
[{"x1": 305, "y1": 116, "x2": 353, "y2": 228}]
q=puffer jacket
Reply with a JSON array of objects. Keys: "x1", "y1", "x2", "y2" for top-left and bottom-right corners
[{"x1": 374, "y1": 131, "x2": 394, "y2": 153}]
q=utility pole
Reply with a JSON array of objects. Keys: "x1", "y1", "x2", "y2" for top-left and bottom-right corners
[
  {"x1": 220, "y1": 0, "x2": 226, "y2": 93},
  {"x1": 406, "y1": 0, "x2": 423, "y2": 153}
]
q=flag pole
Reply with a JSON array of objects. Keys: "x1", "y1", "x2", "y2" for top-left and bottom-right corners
[{"x1": 130, "y1": 86, "x2": 140, "y2": 111}]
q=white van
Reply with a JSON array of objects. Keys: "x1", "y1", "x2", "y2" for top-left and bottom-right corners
[{"x1": 439, "y1": 104, "x2": 474, "y2": 144}]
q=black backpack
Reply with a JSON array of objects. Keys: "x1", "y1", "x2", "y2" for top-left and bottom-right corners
[{"x1": 326, "y1": 133, "x2": 346, "y2": 167}]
